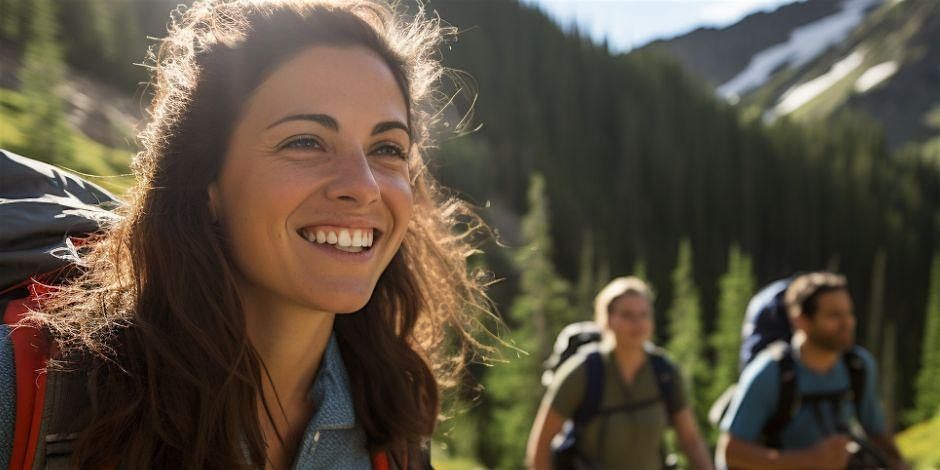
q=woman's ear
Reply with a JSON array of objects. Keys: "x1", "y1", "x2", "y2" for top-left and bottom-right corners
[
  {"x1": 208, "y1": 183, "x2": 220, "y2": 221},
  {"x1": 791, "y1": 313, "x2": 808, "y2": 332}
]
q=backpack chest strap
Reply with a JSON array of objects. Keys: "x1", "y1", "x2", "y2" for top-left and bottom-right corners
[{"x1": 762, "y1": 345, "x2": 868, "y2": 447}]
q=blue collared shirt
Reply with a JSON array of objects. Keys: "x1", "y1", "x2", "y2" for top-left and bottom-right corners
[
  {"x1": 291, "y1": 334, "x2": 372, "y2": 469},
  {"x1": 0, "y1": 326, "x2": 372, "y2": 469}
]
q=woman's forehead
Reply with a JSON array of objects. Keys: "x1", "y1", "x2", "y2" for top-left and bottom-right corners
[
  {"x1": 611, "y1": 294, "x2": 650, "y2": 309},
  {"x1": 237, "y1": 44, "x2": 408, "y2": 132}
]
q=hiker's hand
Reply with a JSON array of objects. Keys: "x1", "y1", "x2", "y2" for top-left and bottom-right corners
[{"x1": 809, "y1": 434, "x2": 852, "y2": 470}]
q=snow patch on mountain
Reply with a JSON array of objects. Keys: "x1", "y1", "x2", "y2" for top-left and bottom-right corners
[
  {"x1": 718, "y1": 0, "x2": 880, "y2": 100},
  {"x1": 767, "y1": 49, "x2": 865, "y2": 119},
  {"x1": 854, "y1": 61, "x2": 899, "y2": 92}
]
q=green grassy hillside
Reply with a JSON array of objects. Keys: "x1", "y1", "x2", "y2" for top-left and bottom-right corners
[
  {"x1": 898, "y1": 412, "x2": 940, "y2": 469},
  {"x1": 0, "y1": 86, "x2": 135, "y2": 196}
]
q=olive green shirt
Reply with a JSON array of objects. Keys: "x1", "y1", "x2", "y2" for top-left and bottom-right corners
[{"x1": 545, "y1": 345, "x2": 687, "y2": 470}]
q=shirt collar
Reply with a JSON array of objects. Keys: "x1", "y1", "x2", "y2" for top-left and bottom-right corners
[{"x1": 306, "y1": 333, "x2": 357, "y2": 430}]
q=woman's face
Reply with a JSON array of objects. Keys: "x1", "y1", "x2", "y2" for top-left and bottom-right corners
[
  {"x1": 212, "y1": 45, "x2": 414, "y2": 316},
  {"x1": 606, "y1": 294, "x2": 653, "y2": 347}
]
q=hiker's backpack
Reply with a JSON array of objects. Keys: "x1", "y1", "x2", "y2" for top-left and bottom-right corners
[
  {"x1": 548, "y1": 332, "x2": 682, "y2": 470},
  {"x1": 708, "y1": 278, "x2": 869, "y2": 448},
  {"x1": 710, "y1": 278, "x2": 795, "y2": 428},
  {"x1": 0, "y1": 149, "x2": 120, "y2": 469},
  {"x1": 708, "y1": 278, "x2": 793, "y2": 427},
  {"x1": 739, "y1": 278, "x2": 793, "y2": 370},
  {"x1": 542, "y1": 321, "x2": 604, "y2": 387}
]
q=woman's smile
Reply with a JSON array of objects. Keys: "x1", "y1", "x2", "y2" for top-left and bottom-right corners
[{"x1": 299, "y1": 227, "x2": 375, "y2": 250}]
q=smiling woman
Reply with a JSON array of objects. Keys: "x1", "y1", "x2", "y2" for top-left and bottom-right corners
[{"x1": 7, "y1": 1, "x2": 492, "y2": 469}]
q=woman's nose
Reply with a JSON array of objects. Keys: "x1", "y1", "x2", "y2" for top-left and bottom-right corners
[{"x1": 325, "y1": 148, "x2": 381, "y2": 206}]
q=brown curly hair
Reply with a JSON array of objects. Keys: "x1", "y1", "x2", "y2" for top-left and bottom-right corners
[{"x1": 31, "y1": 1, "x2": 492, "y2": 468}]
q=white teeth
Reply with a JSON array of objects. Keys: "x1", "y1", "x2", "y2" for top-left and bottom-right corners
[
  {"x1": 338, "y1": 230, "x2": 352, "y2": 246},
  {"x1": 335, "y1": 245, "x2": 363, "y2": 253},
  {"x1": 301, "y1": 227, "x2": 375, "y2": 250},
  {"x1": 352, "y1": 230, "x2": 363, "y2": 247}
]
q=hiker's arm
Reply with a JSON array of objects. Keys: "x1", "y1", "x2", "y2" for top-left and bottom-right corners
[
  {"x1": 719, "y1": 433, "x2": 851, "y2": 470},
  {"x1": 870, "y1": 434, "x2": 909, "y2": 470},
  {"x1": 525, "y1": 403, "x2": 565, "y2": 470},
  {"x1": 672, "y1": 408, "x2": 713, "y2": 470},
  {"x1": 854, "y1": 351, "x2": 907, "y2": 469}
]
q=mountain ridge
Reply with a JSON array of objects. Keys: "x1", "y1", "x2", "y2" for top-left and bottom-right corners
[{"x1": 643, "y1": 0, "x2": 939, "y2": 150}]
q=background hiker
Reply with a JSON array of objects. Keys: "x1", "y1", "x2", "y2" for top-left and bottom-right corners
[
  {"x1": 527, "y1": 276, "x2": 713, "y2": 470},
  {"x1": 717, "y1": 272, "x2": 907, "y2": 470}
]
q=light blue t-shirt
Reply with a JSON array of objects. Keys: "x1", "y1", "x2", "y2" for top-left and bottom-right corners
[
  {"x1": 720, "y1": 344, "x2": 886, "y2": 450},
  {"x1": 0, "y1": 328, "x2": 372, "y2": 468}
]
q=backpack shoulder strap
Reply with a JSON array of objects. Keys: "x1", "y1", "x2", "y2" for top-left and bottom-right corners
[
  {"x1": 4, "y1": 288, "x2": 50, "y2": 470},
  {"x1": 371, "y1": 452, "x2": 390, "y2": 470},
  {"x1": 35, "y1": 368, "x2": 92, "y2": 469},
  {"x1": 573, "y1": 351, "x2": 604, "y2": 425},
  {"x1": 762, "y1": 342, "x2": 798, "y2": 448},
  {"x1": 843, "y1": 349, "x2": 867, "y2": 420},
  {"x1": 4, "y1": 283, "x2": 93, "y2": 470},
  {"x1": 648, "y1": 352, "x2": 681, "y2": 415}
]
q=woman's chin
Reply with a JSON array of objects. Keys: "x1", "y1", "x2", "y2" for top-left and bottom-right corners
[
  {"x1": 615, "y1": 336, "x2": 647, "y2": 349},
  {"x1": 298, "y1": 295, "x2": 371, "y2": 316}
]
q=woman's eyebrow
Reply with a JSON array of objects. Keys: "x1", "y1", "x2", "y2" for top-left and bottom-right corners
[
  {"x1": 372, "y1": 120, "x2": 410, "y2": 137},
  {"x1": 265, "y1": 113, "x2": 338, "y2": 130}
]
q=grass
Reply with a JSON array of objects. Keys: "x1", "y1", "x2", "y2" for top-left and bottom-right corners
[
  {"x1": 0, "y1": 86, "x2": 135, "y2": 196},
  {"x1": 897, "y1": 413, "x2": 940, "y2": 469},
  {"x1": 431, "y1": 440, "x2": 487, "y2": 470}
]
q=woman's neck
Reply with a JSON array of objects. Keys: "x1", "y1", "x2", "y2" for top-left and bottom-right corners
[
  {"x1": 612, "y1": 340, "x2": 647, "y2": 367},
  {"x1": 242, "y1": 293, "x2": 336, "y2": 468},
  {"x1": 244, "y1": 302, "x2": 335, "y2": 407}
]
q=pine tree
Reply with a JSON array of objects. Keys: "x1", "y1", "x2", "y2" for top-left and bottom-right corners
[
  {"x1": 707, "y1": 245, "x2": 755, "y2": 409},
  {"x1": 19, "y1": 0, "x2": 73, "y2": 163},
  {"x1": 480, "y1": 173, "x2": 573, "y2": 469},
  {"x1": 912, "y1": 254, "x2": 940, "y2": 423},
  {"x1": 511, "y1": 173, "x2": 575, "y2": 356},
  {"x1": 666, "y1": 238, "x2": 707, "y2": 424},
  {"x1": 632, "y1": 258, "x2": 649, "y2": 282},
  {"x1": 575, "y1": 229, "x2": 596, "y2": 319},
  {"x1": 0, "y1": 0, "x2": 28, "y2": 41}
]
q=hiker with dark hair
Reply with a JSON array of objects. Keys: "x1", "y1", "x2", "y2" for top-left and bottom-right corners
[
  {"x1": 526, "y1": 276, "x2": 713, "y2": 470},
  {"x1": 0, "y1": 1, "x2": 491, "y2": 468},
  {"x1": 717, "y1": 272, "x2": 908, "y2": 470}
]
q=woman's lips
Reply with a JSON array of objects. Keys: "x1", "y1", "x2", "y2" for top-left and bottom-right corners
[{"x1": 297, "y1": 226, "x2": 379, "y2": 252}]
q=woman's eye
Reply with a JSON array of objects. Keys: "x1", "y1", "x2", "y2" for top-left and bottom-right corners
[
  {"x1": 280, "y1": 136, "x2": 323, "y2": 150},
  {"x1": 372, "y1": 143, "x2": 406, "y2": 159}
]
